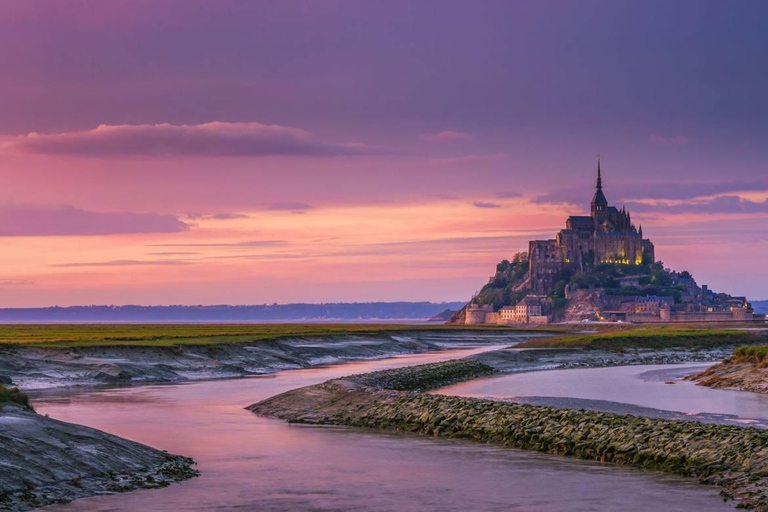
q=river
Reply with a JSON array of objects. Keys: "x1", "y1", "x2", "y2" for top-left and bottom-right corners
[
  {"x1": 439, "y1": 362, "x2": 768, "y2": 427},
  {"x1": 32, "y1": 346, "x2": 733, "y2": 511}
]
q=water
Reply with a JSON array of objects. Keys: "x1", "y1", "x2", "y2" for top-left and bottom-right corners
[
  {"x1": 439, "y1": 363, "x2": 768, "y2": 426},
  {"x1": 32, "y1": 348, "x2": 733, "y2": 511}
]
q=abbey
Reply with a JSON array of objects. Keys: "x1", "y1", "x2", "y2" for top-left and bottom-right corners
[{"x1": 529, "y1": 161, "x2": 655, "y2": 294}]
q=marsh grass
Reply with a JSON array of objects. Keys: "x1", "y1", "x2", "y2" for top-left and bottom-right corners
[
  {"x1": 515, "y1": 326, "x2": 764, "y2": 350},
  {"x1": 0, "y1": 384, "x2": 33, "y2": 410},
  {"x1": 732, "y1": 345, "x2": 768, "y2": 367},
  {"x1": 0, "y1": 323, "x2": 563, "y2": 348}
]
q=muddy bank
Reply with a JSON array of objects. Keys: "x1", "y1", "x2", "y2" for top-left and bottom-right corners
[
  {"x1": 468, "y1": 345, "x2": 735, "y2": 373},
  {"x1": 688, "y1": 360, "x2": 768, "y2": 394},
  {"x1": 250, "y1": 361, "x2": 768, "y2": 510},
  {"x1": 0, "y1": 331, "x2": 533, "y2": 390},
  {"x1": 0, "y1": 404, "x2": 196, "y2": 511}
]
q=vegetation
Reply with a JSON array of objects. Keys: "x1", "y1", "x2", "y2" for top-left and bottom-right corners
[
  {"x1": 0, "y1": 323, "x2": 559, "y2": 348},
  {"x1": 473, "y1": 252, "x2": 530, "y2": 309},
  {"x1": 347, "y1": 360, "x2": 496, "y2": 391},
  {"x1": 0, "y1": 384, "x2": 33, "y2": 410},
  {"x1": 732, "y1": 345, "x2": 768, "y2": 367},
  {"x1": 515, "y1": 327, "x2": 765, "y2": 351}
]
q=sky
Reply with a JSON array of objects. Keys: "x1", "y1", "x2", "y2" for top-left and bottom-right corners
[{"x1": 0, "y1": 0, "x2": 766, "y2": 306}]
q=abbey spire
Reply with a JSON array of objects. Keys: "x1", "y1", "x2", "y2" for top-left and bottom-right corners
[{"x1": 590, "y1": 157, "x2": 608, "y2": 216}]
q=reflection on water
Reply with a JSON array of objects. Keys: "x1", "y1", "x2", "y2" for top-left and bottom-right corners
[
  {"x1": 439, "y1": 362, "x2": 768, "y2": 423},
  {"x1": 33, "y1": 348, "x2": 733, "y2": 511}
]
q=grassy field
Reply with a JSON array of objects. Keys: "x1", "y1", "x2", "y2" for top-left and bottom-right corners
[
  {"x1": 0, "y1": 323, "x2": 760, "y2": 349},
  {"x1": 732, "y1": 345, "x2": 768, "y2": 367},
  {"x1": 515, "y1": 325, "x2": 766, "y2": 350},
  {"x1": 0, "y1": 323, "x2": 566, "y2": 348}
]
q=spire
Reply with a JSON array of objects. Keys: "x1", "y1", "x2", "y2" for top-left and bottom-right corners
[
  {"x1": 639, "y1": 224, "x2": 643, "y2": 237},
  {"x1": 596, "y1": 157, "x2": 603, "y2": 191},
  {"x1": 591, "y1": 156, "x2": 608, "y2": 215}
]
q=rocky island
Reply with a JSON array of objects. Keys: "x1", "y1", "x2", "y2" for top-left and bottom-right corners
[{"x1": 451, "y1": 164, "x2": 761, "y2": 326}]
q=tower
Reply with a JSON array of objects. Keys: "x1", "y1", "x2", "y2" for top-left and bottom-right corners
[{"x1": 590, "y1": 158, "x2": 608, "y2": 217}]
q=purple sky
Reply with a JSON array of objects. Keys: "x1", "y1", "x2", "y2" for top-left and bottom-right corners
[{"x1": 0, "y1": 1, "x2": 766, "y2": 305}]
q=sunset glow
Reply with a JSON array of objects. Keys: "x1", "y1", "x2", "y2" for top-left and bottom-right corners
[{"x1": 0, "y1": 1, "x2": 766, "y2": 306}]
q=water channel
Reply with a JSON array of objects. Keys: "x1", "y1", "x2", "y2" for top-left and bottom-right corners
[{"x1": 32, "y1": 346, "x2": 733, "y2": 511}]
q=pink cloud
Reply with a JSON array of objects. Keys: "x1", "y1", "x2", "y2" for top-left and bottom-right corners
[
  {"x1": 52, "y1": 259, "x2": 190, "y2": 268},
  {"x1": 472, "y1": 201, "x2": 502, "y2": 209},
  {"x1": 7, "y1": 121, "x2": 380, "y2": 158},
  {"x1": 420, "y1": 131, "x2": 474, "y2": 143},
  {"x1": 648, "y1": 134, "x2": 689, "y2": 146},
  {"x1": 429, "y1": 152, "x2": 506, "y2": 166},
  {"x1": 0, "y1": 204, "x2": 189, "y2": 236}
]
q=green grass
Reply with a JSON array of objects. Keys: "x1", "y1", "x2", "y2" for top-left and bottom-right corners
[
  {"x1": 0, "y1": 323, "x2": 564, "y2": 348},
  {"x1": 732, "y1": 345, "x2": 768, "y2": 367},
  {"x1": 0, "y1": 384, "x2": 33, "y2": 410},
  {"x1": 515, "y1": 326, "x2": 765, "y2": 351}
]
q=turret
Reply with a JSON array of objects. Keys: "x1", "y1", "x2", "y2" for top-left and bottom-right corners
[{"x1": 590, "y1": 158, "x2": 608, "y2": 217}]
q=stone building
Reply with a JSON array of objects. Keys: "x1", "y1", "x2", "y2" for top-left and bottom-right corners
[
  {"x1": 469, "y1": 296, "x2": 548, "y2": 325},
  {"x1": 529, "y1": 161, "x2": 655, "y2": 293}
]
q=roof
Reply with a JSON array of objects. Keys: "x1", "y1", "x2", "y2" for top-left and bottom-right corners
[
  {"x1": 516, "y1": 296, "x2": 542, "y2": 307},
  {"x1": 567, "y1": 216, "x2": 594, "y2": 230}
]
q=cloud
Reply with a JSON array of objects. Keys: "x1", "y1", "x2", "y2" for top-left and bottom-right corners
[
  {"x1": 626, "y1": 195, "x2": 768, "y2": 214},
  {"x1": 0, "y1": 204, "x2": 189, "y2": 236},
  {"x1": 148, "y1": 240, "x2": 287, "y2": 248},
  {"x1": 429, "y1": 152, "x2": 506, "y2": 166},
  {"x1": 146, "y1": 251, "x2": 200, "y2": 256},
  {"x1": 495, "y1": 191, "x2": 523, "y2": 199},
  {"x1": 420, "y1": 131, "x2": 474, "y2": 143},
  {"x1": 648, "y1": 134, "x2": 689, "y2": 146},
  {"x1": 52, "y1": 259, "x2": 190, "y2": 268},
  {"x1": 7, "y1": 121, "x2": 382, "y2": 158},
  {"x1": 0, "y1": 280, "x2": 34, "y2": 287},
  {"x1": 186, "y1": 212, "x2": 250, "y2": 220},
  {"x1": 535, "y1": 180, "x2": 768, "y2": 205},
  {"x1": 472, "y1": 201, "x2": 502, "y2": 209},
  {"x1": 265, "y1": 202, "x2": 314, "y2": 211}
]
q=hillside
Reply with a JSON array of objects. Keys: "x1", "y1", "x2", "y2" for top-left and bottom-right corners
[
  {"x1": 753, "y1": 300, "x2": 768, "y2": 315},
  {"x1": 450, "y1": 253, "x2": 531, "y2": 323}
]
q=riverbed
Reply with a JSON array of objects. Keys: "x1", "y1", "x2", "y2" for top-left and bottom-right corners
[{"x1": 32, "y1": 346, "x2": 734, "y2": 511}]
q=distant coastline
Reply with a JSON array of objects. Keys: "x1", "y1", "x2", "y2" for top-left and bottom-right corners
[{"x1": 0, "y1": 302, "x2": 465, "y2": 324}]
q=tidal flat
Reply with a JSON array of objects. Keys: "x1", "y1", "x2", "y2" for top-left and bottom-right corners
[{"x1": 5, "y1": 325, "x2": 768, "y2": 510}]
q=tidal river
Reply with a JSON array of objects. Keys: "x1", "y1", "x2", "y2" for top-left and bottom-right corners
[
  {"x1": 438, "y1": 362, "x2": 768, "y2": 427},
  {"x1": 32, "y1": 346, "x2": 733, "y2": 511}
]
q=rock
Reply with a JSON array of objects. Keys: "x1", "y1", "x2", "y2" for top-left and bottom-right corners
[{"x1": 0, "y1": 405, "x2": 197, "y2": 511}]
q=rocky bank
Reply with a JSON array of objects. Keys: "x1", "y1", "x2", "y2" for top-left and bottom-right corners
[
  {"x1": 251, "y1": 360, "x2": 768, "y2": 510},
  {"x1": 688, "y1": 360, "x2": 768, "y2": 394},
  {"x1": 0, "y1": 404, "x2": 197, "y2": 511}
]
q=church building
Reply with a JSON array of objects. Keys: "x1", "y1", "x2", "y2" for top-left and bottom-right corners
[{"x1": 528, "y1": 161, "x2": 655, "y2": 293}]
